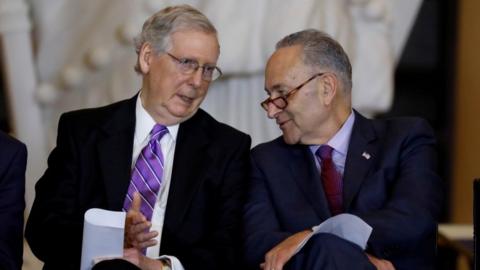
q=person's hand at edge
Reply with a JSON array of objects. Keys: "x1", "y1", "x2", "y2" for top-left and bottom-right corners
[
  {"x1": 366, "y1": 253, "x2": 395, "y2": 270},
  {"x1": 124, "y1": 192, "x2": 158, "y2": 249},
  {"x1": 123, "y1": 248, "x2": 167, "y2": 270},
  {"x1": 260, "y1": 229, "x2": 312, "y2": 270}
]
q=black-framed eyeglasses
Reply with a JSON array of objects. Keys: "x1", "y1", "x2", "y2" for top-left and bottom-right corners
[
  {"x1": 166, "y1": 53, "x2": 223, "y2": 82},
  {"x1": 261, "y1": 73, "x2": 325, "y2": 111}
]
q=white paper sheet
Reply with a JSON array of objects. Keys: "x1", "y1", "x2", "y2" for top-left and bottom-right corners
[
  {"x1": 294, "y1": 213, "x2": 373, "y2": 254},
  {"x1": 80, "y1": 208, "x2": 126, "y2": 270}
]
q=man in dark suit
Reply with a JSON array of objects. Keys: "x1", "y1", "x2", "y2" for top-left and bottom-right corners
[
  {"x1": 0, "y1": 131, "x2": 27, "y2": 270},
  {"x1": 25, "y1": 5, "x2": 250, "y2": 270},
  {"x1": 243, "y1": 29, "x2": 442, "y2": 270}
]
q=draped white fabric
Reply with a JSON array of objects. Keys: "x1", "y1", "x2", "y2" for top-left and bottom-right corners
[
  {"x1": 203, "y1": 75, "x2": 280, "y2": 147},
  {"x1": 27, "y1": 0, "x2": 408, "y2": 149}
]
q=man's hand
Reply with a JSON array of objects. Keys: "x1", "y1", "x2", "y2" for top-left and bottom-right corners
[
  {"x1": 123, "y1": 248, "x2": 166, "y2": 270},
  {"x1": 260, "y1": 230, "x2": 312, "y2": 270},
  {"x1": 124, "y1": 192, "x2": 158, "y2": 249},
  {"x1": 366, "y1": 254, "x2": 395, "y2": 270}
]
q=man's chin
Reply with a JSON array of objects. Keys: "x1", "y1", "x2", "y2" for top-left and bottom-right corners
[
  {"x1": 170, "y1": 108, "x2": 198, "y2": 122},
  {"x1": 282, "y1": 133, "x2": 300, "y2": 145}
]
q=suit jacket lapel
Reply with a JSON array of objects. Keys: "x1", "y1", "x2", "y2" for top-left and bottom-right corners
[
  {"x1": 288, "y1": 144, "x2": 331, "y2": 220},
  {"x1": 164, "y1": 110, "x2": 211, "y2": 229},
  {"x1": 97, "y1": 96, "x2": 136, "y2": 209},
  {"x1": 343, "y1": 111, "x2": 377, "y2": 210}
]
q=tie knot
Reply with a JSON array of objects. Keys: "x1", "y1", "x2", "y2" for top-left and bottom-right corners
[
  {"x1": 317, "y1": 145, "x2": 333, "y2": 160},
  {"x1": 150, "y1": 124, "x2": 168, "y2": 142}
]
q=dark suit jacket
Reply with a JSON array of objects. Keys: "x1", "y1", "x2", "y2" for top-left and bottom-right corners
[
  {"x1": 244, "y1": 111, "x2": 443, "y2": 270},
  {"x1": 0, "y1": 131, "x2": 27, "y2": 270},
  {"x1": 25, "y1": 95, "x2": 251, "y2": 270}
]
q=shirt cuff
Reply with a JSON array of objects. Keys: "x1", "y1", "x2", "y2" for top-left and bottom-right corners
[{"x1": 158, "y1": 255, "x2": 184, "y2": 270}]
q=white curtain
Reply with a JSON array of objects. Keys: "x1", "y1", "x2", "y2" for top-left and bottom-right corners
[{"x1": 27, "y1": 0, "x2": 407, "y2": 148}]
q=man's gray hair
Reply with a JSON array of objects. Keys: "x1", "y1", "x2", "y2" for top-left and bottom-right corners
[
  {"x1": 276, "y1": 29, "x2": 352, "y2": 92},
  {"x1": 133, "y1": 4, "x2": 217, "y2": 73}
]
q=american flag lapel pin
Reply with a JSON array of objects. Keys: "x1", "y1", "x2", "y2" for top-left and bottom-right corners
[{"x1": 362, "y1": 151, "x2": 371, "y2": 160}]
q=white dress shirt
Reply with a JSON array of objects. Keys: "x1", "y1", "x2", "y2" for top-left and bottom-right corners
[
  {"x1": 132, "y1": 94, "x2": 184, "y2": 269},
  {"x1": 304, "y1": 111, "x2": 372, "y2": 251},
  {"x1": 309, "y1": 110, "x2": 355, "y2": 174}
]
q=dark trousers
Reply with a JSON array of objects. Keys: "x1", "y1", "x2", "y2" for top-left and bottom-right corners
[
  {"x1": 285, "y1": 233, "x2": 376, "y2": 270},
  {"x1": 92, "y1": 259, "x2": 141, "y2": 270}
]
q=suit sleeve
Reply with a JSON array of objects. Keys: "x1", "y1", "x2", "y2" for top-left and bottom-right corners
[
  {"x1": 355, "y1": 119, "x2": 443, "y2": 260},
  {"x1": 243, "y1": 151, "x2": 293, "y2": 268},
  {"x1": 0, "y1": 140, "x2": 26, "y2": 270},
  {"x1": 176, "y1": 133, "x2": 252, "y2": 270},
  {"x1": 25, "y1": 114, "x2": 84, "y2": 267}
]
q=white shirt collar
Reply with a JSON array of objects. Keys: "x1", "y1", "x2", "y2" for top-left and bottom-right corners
[
  {"x1": 134, "y1": 92, "x2": 179, "y2": 145},
  {"x1": 327, "y1": 111, "x2": 355, "y2": 156},
  {"x1": 309, "y1": 110, "x2": 355, "y2": 156}
]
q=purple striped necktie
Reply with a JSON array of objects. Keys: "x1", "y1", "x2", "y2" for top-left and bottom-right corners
[
  {"x1": 316, "y1": 145, "x2": 343, "y2": 216},
  {"x1": 123, "y1": 124, "x2": 168, "y2": 221}
]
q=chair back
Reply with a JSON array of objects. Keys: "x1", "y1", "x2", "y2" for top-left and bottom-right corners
[{"x1": 474, "y1": 179, "x2": 480, "y2": 270}]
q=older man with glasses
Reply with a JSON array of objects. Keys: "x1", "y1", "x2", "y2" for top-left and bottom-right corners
[
  {"x1": 244, "y1": 29, "x2": 442, "y2": 270},
  {"x1": 26, "y1": 5, "x2": 250, "y2": 270}
]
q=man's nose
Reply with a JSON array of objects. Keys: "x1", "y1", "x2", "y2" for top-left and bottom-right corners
[
  {"x1": 266, "y1": 102, "x2": 282, "y2": 119},
  {"x1": 189, "y1": 68, "x2": 204, "y2": 88}
]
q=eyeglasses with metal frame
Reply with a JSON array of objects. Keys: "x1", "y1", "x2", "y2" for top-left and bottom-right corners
[
  {"x1": 166, "y1": 52, "x2": 223, "y2": 82},
  {"x1": 260, "y1": 73, "x2": 325, "y2": 111}
]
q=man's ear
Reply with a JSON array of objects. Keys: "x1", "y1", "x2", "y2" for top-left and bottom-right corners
[
  {"x1": 138, "y1": 43, "x2": 153, "y2": 74},
  {"x1": 321, "y1": 73, "x2": 338, "y2": 106}
]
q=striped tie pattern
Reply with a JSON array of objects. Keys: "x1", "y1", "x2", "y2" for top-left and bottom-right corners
[
  {"x1": 316, "y1": 145, "x2": 343, "y2": 216},
  {"x1": 123, "y1": 124, "x2": 168, "y2": 221}
]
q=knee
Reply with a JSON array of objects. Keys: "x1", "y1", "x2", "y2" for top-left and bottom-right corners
[
  {"x1": 304, "y1": 233, "x2": 363, "y2": 253},
  {"x1": 294, "y1": 233, "x2": 374, "y2": 270}
]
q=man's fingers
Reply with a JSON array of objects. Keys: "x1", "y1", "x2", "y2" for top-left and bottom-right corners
[
  {"x1": 126, "y1": 226, "x2": 158, "y2": 249},
  {"x1": 130, "y1": 221, "x2": 152, "y2": 235},
  {"x1": 131, "y1": 192, "x2": 142, "y2": 212},
  {"x1": 135, "y1": 230, "x2": 158, "y2": 242},
  {"x1": 274, "y1": 253, "x2": 287, "y2": 270},
  {"x1": 264, "y1": 250, "x2": 276, "y2": 270},
  {"x1": 127, "y1": 209, "x2": 147, "y2": 227},
  {"x1": 138, "y1": 239, "x2": 158, "y2": 249},
  {"x1": 366, "y1": 253, "x2": 396, "y2": 270},
  {"x1": 126, "y1": 192, "x2": 144, "y2": 228}
]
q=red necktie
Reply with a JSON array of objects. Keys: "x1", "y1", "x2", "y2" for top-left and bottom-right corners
[{"x1": 316, "y1": 145, "x2": 343, "y2": 215}]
